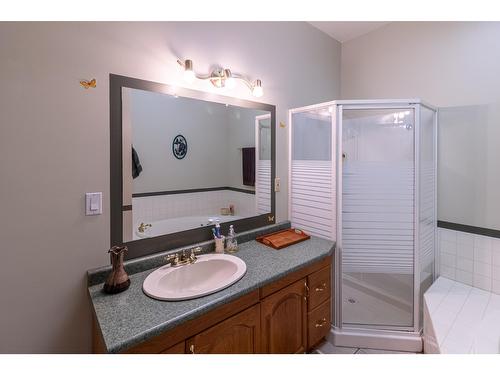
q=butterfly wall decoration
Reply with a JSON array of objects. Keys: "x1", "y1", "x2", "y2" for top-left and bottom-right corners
[{"x1": 80, "y1": 78, "x2": 96, "y2": 89}]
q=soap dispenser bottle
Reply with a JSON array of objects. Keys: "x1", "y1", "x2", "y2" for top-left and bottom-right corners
[{"x1": 225, "y1": 225, "x2": 238, "y2": 253}]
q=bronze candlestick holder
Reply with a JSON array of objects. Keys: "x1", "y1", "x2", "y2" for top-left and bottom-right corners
[{"x1": 103, "y1": 245, "x2": 131, "y2": 294}]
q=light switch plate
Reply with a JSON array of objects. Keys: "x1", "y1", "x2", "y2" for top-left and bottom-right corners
[
  {"x1": 274, "y1": 177, "x2": 281, "y2": 192},
  {"x1": 85, "y1": 192, "x2": 102, "y2": 215}
]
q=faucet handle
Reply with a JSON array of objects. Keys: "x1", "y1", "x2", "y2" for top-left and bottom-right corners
[
  {"x1": 189, "y1": 247, "x2": 202, "y2": 262},
  {"x1": 165, "y1": 253, "x2": 179, "y2": 266}
]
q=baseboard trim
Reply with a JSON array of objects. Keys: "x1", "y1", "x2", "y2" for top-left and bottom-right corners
[{"x1": 330, "y1": 327, "x2": 423, "y2": 353}]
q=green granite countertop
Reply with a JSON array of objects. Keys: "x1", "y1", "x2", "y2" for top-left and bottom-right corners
[{"x1": 88, "y1": 236, "x2": 334, "y2": 353}]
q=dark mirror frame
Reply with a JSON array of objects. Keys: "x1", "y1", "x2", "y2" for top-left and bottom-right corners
[{"x1": 110, "y1": 74, "x2": 276, "y2": 260}]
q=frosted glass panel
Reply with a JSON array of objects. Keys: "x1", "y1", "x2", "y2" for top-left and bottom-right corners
[
  {"x1": 292, "y1": 111, "x2": 332, "y2": 160},
  {"x1": 290, "y1": 109, "x2": 335, "y2": 240},
  {"x1": 419, "y1": 106, "x2": 436, "y2": 327},
  {"x1": 256, "y1": 115, "x2": 271, "y2": 214},
  {"x1": 341, "y1": 108, "x2": 414, "y2": 327}
]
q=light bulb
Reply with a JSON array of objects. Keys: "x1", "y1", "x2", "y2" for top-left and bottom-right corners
[
  {"x1": 225, "y1": 77, "x2": 236, "y2": 89},
  {"x1": 183, "y1": 59, "x2": 195, "y2": 83},
  {"x1": 252, "y1": 86, "x2": 263, "y2": 97},
  {"x1": 184, "y1": 69, "x2": 195, "y2": 83},
  {"x1": 252, "y1": 79, "x2": 263, "y2": 97},
  {"x1": 224, "y1": 69, "x2": 235, "y2": 89}
]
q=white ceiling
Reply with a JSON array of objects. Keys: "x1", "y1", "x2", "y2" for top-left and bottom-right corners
[{"x1": 309, "y1": 22, "x2": 389, "y2": 43}]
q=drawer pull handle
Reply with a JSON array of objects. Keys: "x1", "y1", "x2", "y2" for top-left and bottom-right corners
[
  {"x1": 315, "y1": 282, "x2": 327, "y2": 292},
  {"x1": 315, "y1": 318, "x2": 328, "y2": 328},
  {"x1": 304, "y1": 281, "x2": 310, "y2": 301},
  {"x1": 189, "y1": 344, "x2": 195, "y2": 354}
]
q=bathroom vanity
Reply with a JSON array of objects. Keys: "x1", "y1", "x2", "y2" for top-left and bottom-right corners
[
  {"x1": 88, "y1": 230, "x2": 334, "y2": 354},
  {"x1": 91, "y1": 74, "x2": 334, "y2": 354}
]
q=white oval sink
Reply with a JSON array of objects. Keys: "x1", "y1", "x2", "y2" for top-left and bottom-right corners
[{"x1": 142, "y1": 253, "x2": 246, "y2": 301}]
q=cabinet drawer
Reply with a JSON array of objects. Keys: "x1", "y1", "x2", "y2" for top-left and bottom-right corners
[
  {"x1": 307, "y1": 265, "x2": 331, "y2": 311},
  {"x1": 307, "y1": 298, "x2": 331, "y2": 349}
]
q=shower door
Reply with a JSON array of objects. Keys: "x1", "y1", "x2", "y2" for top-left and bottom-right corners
[
  {"x1": 289, "y1": 100, "x2": 437, "y2": 349},
  {"x1": 338, "y1": 105, "x2": 416, "y2": 330}
]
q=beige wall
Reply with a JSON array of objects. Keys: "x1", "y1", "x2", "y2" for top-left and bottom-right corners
[
  {"x1": 341, "y1": 21, "x2": 500, "y2": 230},
  {"x1": 0, "y1": 22, "x2": 341, "y2": 353}
]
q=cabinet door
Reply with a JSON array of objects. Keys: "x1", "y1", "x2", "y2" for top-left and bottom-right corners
[
  {"x1": 160, "y1": 341, "x2": 185, "y2": 354},
  {"x1": 261, "y1": 278, "x2": 307, "y2": 353},
  {"x1": 187, "y1": 304, "x2": 260, "y2": 354}
]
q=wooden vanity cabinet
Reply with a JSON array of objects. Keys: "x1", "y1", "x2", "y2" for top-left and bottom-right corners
[{"x1": 94, "y1": 255, "x2": 332, "y2": 354}]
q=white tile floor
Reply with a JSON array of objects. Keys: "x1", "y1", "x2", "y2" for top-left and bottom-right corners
[{"x1": 314, "y1": 340, "x2": 417, "y2": 354}]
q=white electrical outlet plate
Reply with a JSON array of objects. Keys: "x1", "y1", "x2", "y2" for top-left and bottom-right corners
[
  {"x1": 86, "y1": 192, "x2": 102, "y2": 215},
  {"x1": 274, "y1": 177, "x2": 281, "y2": 192}
]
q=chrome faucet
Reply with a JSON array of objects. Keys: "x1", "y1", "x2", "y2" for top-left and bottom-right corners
[{"x1": 164, "y1": 247, "x2": 202, "y2": 267}]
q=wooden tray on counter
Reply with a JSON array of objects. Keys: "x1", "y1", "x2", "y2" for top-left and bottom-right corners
[{"x1": 255, "y1": 228, "x2": 311, "y2": 250}]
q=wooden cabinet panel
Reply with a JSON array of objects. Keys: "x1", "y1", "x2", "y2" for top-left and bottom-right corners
[
  {"x1": 261, "y1": 278, "x2": 307, "y2": 354},
  {"x1": 187, "y1": 304, "x2": 260, "y2": 354},
  {"x1": 307, "y1": 266, "x2": 331, "y2": 311},
  {"x1": 160, "y1": 341, "x2": 185, "y2": 354},
  {"x1": 307, "y1": 298, "x2": 331, "y2": 350}
]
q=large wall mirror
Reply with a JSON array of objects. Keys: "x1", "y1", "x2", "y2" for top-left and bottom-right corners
[{"x1": 110, "y1": 74, "x2": 276, "y2": 259}]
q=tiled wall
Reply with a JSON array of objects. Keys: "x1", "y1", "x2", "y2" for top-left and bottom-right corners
[
  {"x1": 132, "y1": 189, "x2": 256, "y2": 225},
  {"x1": 438, "y1": 227, "x2": 500, "y2": 294}
]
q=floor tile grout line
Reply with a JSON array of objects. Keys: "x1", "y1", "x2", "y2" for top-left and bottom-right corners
[
  {"x1": 440, "y1": 283, "x2": 473, "y2": 346},
  {"x1": 430, "y1": 279, "x2": 454, "y2": 315}
]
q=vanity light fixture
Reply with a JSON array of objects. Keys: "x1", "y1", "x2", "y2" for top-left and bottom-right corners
[{"x1": 177, "y1": 59, "x2": 264, "y2": 97}]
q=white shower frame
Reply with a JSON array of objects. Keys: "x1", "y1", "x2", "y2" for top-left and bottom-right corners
[
  {"x1": 288, "y1": 99, "x2": 438, "y2": 352},
  {"x1": 288, "y1": 101, "x2": 337, "y2": 240},
  {"x1": 255, "y1": 113, "x2": 271, "y2": 214}
]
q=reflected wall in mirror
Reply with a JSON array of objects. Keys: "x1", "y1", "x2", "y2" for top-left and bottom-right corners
[{"x1": 121, "y1": 87, "x2": 272, "y2": 242}]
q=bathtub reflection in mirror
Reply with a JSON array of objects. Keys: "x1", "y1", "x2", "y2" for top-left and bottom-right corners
[{"x1": 121, "y1": 87, "x2": 272, "y2": 241}]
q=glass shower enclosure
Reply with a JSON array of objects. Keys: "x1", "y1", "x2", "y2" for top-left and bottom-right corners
[{"x1": 289, "y1": 100, "x2": 437, "y2": 351}]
